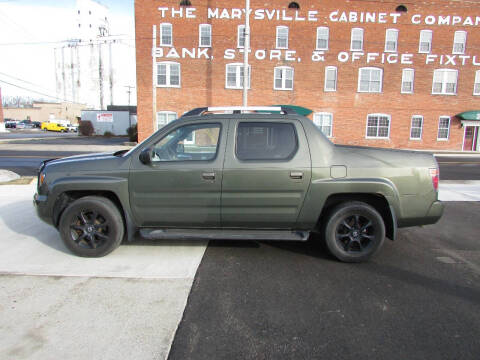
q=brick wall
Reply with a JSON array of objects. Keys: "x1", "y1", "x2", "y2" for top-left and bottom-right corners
[{"x1": 135, "y1": 0, "x2": 480, "y2": 150}]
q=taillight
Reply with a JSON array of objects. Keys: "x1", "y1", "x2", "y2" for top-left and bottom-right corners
[{"x1": 429, "y1": 168, "x2": 439, "y2": 192}]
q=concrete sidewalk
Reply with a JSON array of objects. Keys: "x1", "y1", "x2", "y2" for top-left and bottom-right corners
[
  {"x1": 0, "y1": 183, "x2": 207, "y2": 360},
  {"x1": 439, "y1": 181, "x2": 480, "y2": 201}
]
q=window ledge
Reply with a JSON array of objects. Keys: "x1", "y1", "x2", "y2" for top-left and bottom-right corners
[
  {"x1": 365, "y1": 137, "x2": 390, "y2": 140},
  {"x1": 156, "y1": 85, "x2": 181, "y2": 88},
  {"x1": 273, "y1": 88, "x2": 294, "y2": 91}
]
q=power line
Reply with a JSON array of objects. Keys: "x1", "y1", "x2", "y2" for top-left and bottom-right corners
[
  {"x1": 0, "y1": 71, "x2": 56, "y2": 94},
  {"x1": 0, "y1": 78, "x2": 84, "y2": 104}
]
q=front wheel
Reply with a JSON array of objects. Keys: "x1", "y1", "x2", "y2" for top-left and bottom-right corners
[
  {"x1": 59, "y1": 196, "x2": 124, "y2": 257},
  {"x1": 324, "y1": 201, "x2": 385, "y2": 263}
]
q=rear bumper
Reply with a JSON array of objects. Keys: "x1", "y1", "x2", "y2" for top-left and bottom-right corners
[
  {"x1": 33, "y1": 193, "x2": 54, "y2": 226},
  {"x1": 424, "y1": 200, "x2": 444, "y2": 225}
]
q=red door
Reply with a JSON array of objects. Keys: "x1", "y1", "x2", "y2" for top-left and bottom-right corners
[{"x1": 463, "y1": 126, "x2": 475, "y2": 151}]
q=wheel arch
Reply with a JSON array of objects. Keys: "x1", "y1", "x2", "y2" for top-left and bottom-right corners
[
  {"x1": 317, "y1": 193, "x2": 396, "y2": 241},
  {"x1": 53, "y1": 190, "x2": 136, "y2": 241}
]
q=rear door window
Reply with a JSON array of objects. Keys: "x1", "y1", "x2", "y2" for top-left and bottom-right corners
[{"x1": 235, "y1": 122, "x2": 298, "y2": 161}]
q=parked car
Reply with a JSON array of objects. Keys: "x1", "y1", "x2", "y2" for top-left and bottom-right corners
[
  {"x1": 34, "y1": 106, "x2": 443, "y2": 262},
  {"x1": 41, "y1": 122, "x2": 68, "y2": 132},
  {"x1": 5, "y1": 121, "x2": 16, "y2": 129},
  {"x1": 18, "y1": 120, "x2": 34, "y2": 129},
  {"x1": 65, "y1": 124, "x2": 78, "y2": 132},
  {"x1": 32, "y1": 121, "x2": 42, "y2": 129}
]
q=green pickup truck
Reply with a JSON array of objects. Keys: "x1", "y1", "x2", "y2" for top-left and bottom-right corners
[{"x1": 34, "y1": 106, "x2": 443, "y2": 262}]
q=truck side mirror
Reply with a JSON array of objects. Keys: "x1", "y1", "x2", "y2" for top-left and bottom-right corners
[{"x1": 139, "y1": 148, "x2": 152, "y2": 165}]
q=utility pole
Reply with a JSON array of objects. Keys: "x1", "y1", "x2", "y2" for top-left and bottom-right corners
[
  {"x1": 124, "y1": 85, "x2": 134, "y2": 106},
  {"x1": 98, "y1": 41, "x2": 104, "y2": 110},
  {"x1": 242, "y1": 0, "x2": 250, "y2": 107},
  {"x1": 109, "y1": 40, "x2": 113, "y2": 106}
]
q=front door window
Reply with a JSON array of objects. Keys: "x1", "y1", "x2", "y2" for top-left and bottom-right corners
[{"x1": 152, "y1": 123, "x2": 221, "y2": 162}]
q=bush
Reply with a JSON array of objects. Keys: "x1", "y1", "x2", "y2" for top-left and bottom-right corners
[
  {"x1": 103, "y1": 131, "x2": 114, "y2": 137},
  {"x1": 78, "y1": 120, "x2": 94, "y2": 136},
  {"x1": 127, "y1": 124, "x2": 138, "y2": 142}
]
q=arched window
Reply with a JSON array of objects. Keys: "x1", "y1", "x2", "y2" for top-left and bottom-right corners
[
  {"x1": 288, "y1": 2, "x2": 300, "y2": 9},
  {"x1": 395, "y1": 5, "x2": 407, "y2": 12},
  {"x1": 180, "y1": 0, "x2": 192, "y2": 6}
]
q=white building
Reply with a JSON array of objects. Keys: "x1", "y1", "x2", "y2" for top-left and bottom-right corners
[{"x1": 54, "y1": 0, "x2": 136, "y2": 109}]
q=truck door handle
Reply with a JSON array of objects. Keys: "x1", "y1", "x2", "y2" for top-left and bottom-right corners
[
  {"x1": 290, "y1": 171, "x2": 303, "y2": 179},
  {"x1": 202, "y1": 172, "x2": 216, "y2": 180}
]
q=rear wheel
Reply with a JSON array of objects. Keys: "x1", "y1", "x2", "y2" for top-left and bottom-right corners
[
  {"x1": 59, "y1": 196, "x2": 124, "y2": 257},
  {"x1": 324, "y1": 201, "x2": 385, "y2": 263}
]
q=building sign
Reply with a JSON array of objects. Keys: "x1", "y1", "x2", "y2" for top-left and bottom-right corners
[
  {"x1": 97, "y1": 113, "x2": 113, "y2": 123},
  {"x1": 157, "y1": 7, "x2": 480, "y2": 27},
  {"x1": 153, "y1": 7, "x2": 480, "y2": 67}
]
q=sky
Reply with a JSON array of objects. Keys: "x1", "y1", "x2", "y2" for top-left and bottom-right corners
[{"x1": 0, "y1": 0, "x2": 135, "y2": 104}]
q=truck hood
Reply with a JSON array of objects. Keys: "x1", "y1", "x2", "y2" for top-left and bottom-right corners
[
  {"x1": 43, "y1": 152, "x2": 130, "y2": 174},
  {"x1": 332, "y1": 145, "x2": 437, "y2": 168}
]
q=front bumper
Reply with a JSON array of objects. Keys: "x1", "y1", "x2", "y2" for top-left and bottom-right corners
[{"x1": 33, "y1": 193, "x2": 54, "y2": 225}]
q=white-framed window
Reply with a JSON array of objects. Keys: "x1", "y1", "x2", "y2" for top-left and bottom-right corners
[
  {"x1": 274, "y1": 66, "x2": 294, "y2": 90},
  {"x1": 199, "y1": 24, "x2": 211, "y2": 47},
  {"x1": 350, "y1": 28, "x2": 364, "y2": 51},
  {"x1": 156, "y1": 62, "x2": 180, "y2": 87},
  {"x1": 225, "y1": 63, "x2": 250, "y2": 89},
  {"x1": 432, "y1": 69, "x2": 458, "y2": 95},
  {"x1": 324, "y1": 66, "x2": 337, "y2": 92},
  {"x1": 410, "y1": 115, "x2": 423, "y2": 140},
  {"x1": 474, "y1": 70, "x2": 480, "y2": 95},
  {"x1": 316, "y1": 27, "x2": 329, "y2": 50},
  {"x1": 437, "y1": 116, "x2": 450, "y2": 140},
  {"x1": 156, "y1": 111, "x2": 177, "y2": 130},
  {"x1": 385, "y1": 29, "x2": 399, "y2": 52},
  {"x1": 453, "y1": 30, "x2": 467, "y2": 54},
  {"x1": 358, "y1": 67, "x2": 383, "y2": 93},
  {"x1": 366, "y1": 114, "x2": 391, "y2": 139},
  {"x1": 237, "y1": 25, "x2": 245, "y2": 48},
  {"x1": 313, "y1": 112, "x2": 333, "y2": 137},
  {"x1": 401, "y1": 68, "x2": 415, "y2": 94},
  {"x1": 419, "y1": 30, "x2": 432, "y2": 53},
  {"x1": 276, "y1": 26, "x2": 289, "y2": 49},
  {"x1": 159, "y1": 23, "x2": 173, "y2": 46}
]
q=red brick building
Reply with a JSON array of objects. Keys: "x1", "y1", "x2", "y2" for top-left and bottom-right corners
[{"x1": 135, "y1": 0, "x2": 480, "y2": 151}]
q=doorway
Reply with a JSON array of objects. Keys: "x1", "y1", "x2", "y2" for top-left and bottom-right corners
[{"x1": 463, "y1": 126, "x2": 479, "y2": 151}]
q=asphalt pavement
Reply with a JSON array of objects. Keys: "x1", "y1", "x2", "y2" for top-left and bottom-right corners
[
  {"x1": 169, "y1": 201, "x2": 480, "y2": 360},
  {"x1": 435, "y1": 156, "x2": 480, "y2": 180},
  {"x1": 0, "y1": 129, "x2": 75, "y2": 139}
]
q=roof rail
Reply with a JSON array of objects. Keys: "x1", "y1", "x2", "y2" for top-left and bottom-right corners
[{"x1": 182, "y1": 106, "x2": 298, "y2": 117}]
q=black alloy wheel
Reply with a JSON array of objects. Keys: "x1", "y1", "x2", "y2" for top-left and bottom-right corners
[
  {"x1": 324, "y1": 201, "x2": 385, "y2": 263},
  {"x1": 70, "y1": 209, "x2": 111, "y2": 250},
  {"x1": 59, "y1": 196, "x2": 124, "y2": 257},
  {"x1": 335, "y1": 214, "x2": 375, "y2": 253}
]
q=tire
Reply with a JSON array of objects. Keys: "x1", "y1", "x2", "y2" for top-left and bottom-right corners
[
  {"x1": 323, "y1": 201, "x2": 385, "y2": 263},
  {"x1": 59, "y1": 196, "x2": 124, "y2": 257}
]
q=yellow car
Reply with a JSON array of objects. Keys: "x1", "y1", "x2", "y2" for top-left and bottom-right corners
[{"x1": 41, "y1": 122, "x2": 68, "y2": 132}]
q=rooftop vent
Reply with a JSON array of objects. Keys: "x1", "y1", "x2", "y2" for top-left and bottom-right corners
[
  {"x1": 180, "y1": 0, "x2": 191, "y2": 6},
  {"x1": 395, "y1": 5, "x2": 407, "y2": 12},
  {"x1": 288, "y1": 2, "x2": 300, "y2": 9}
]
